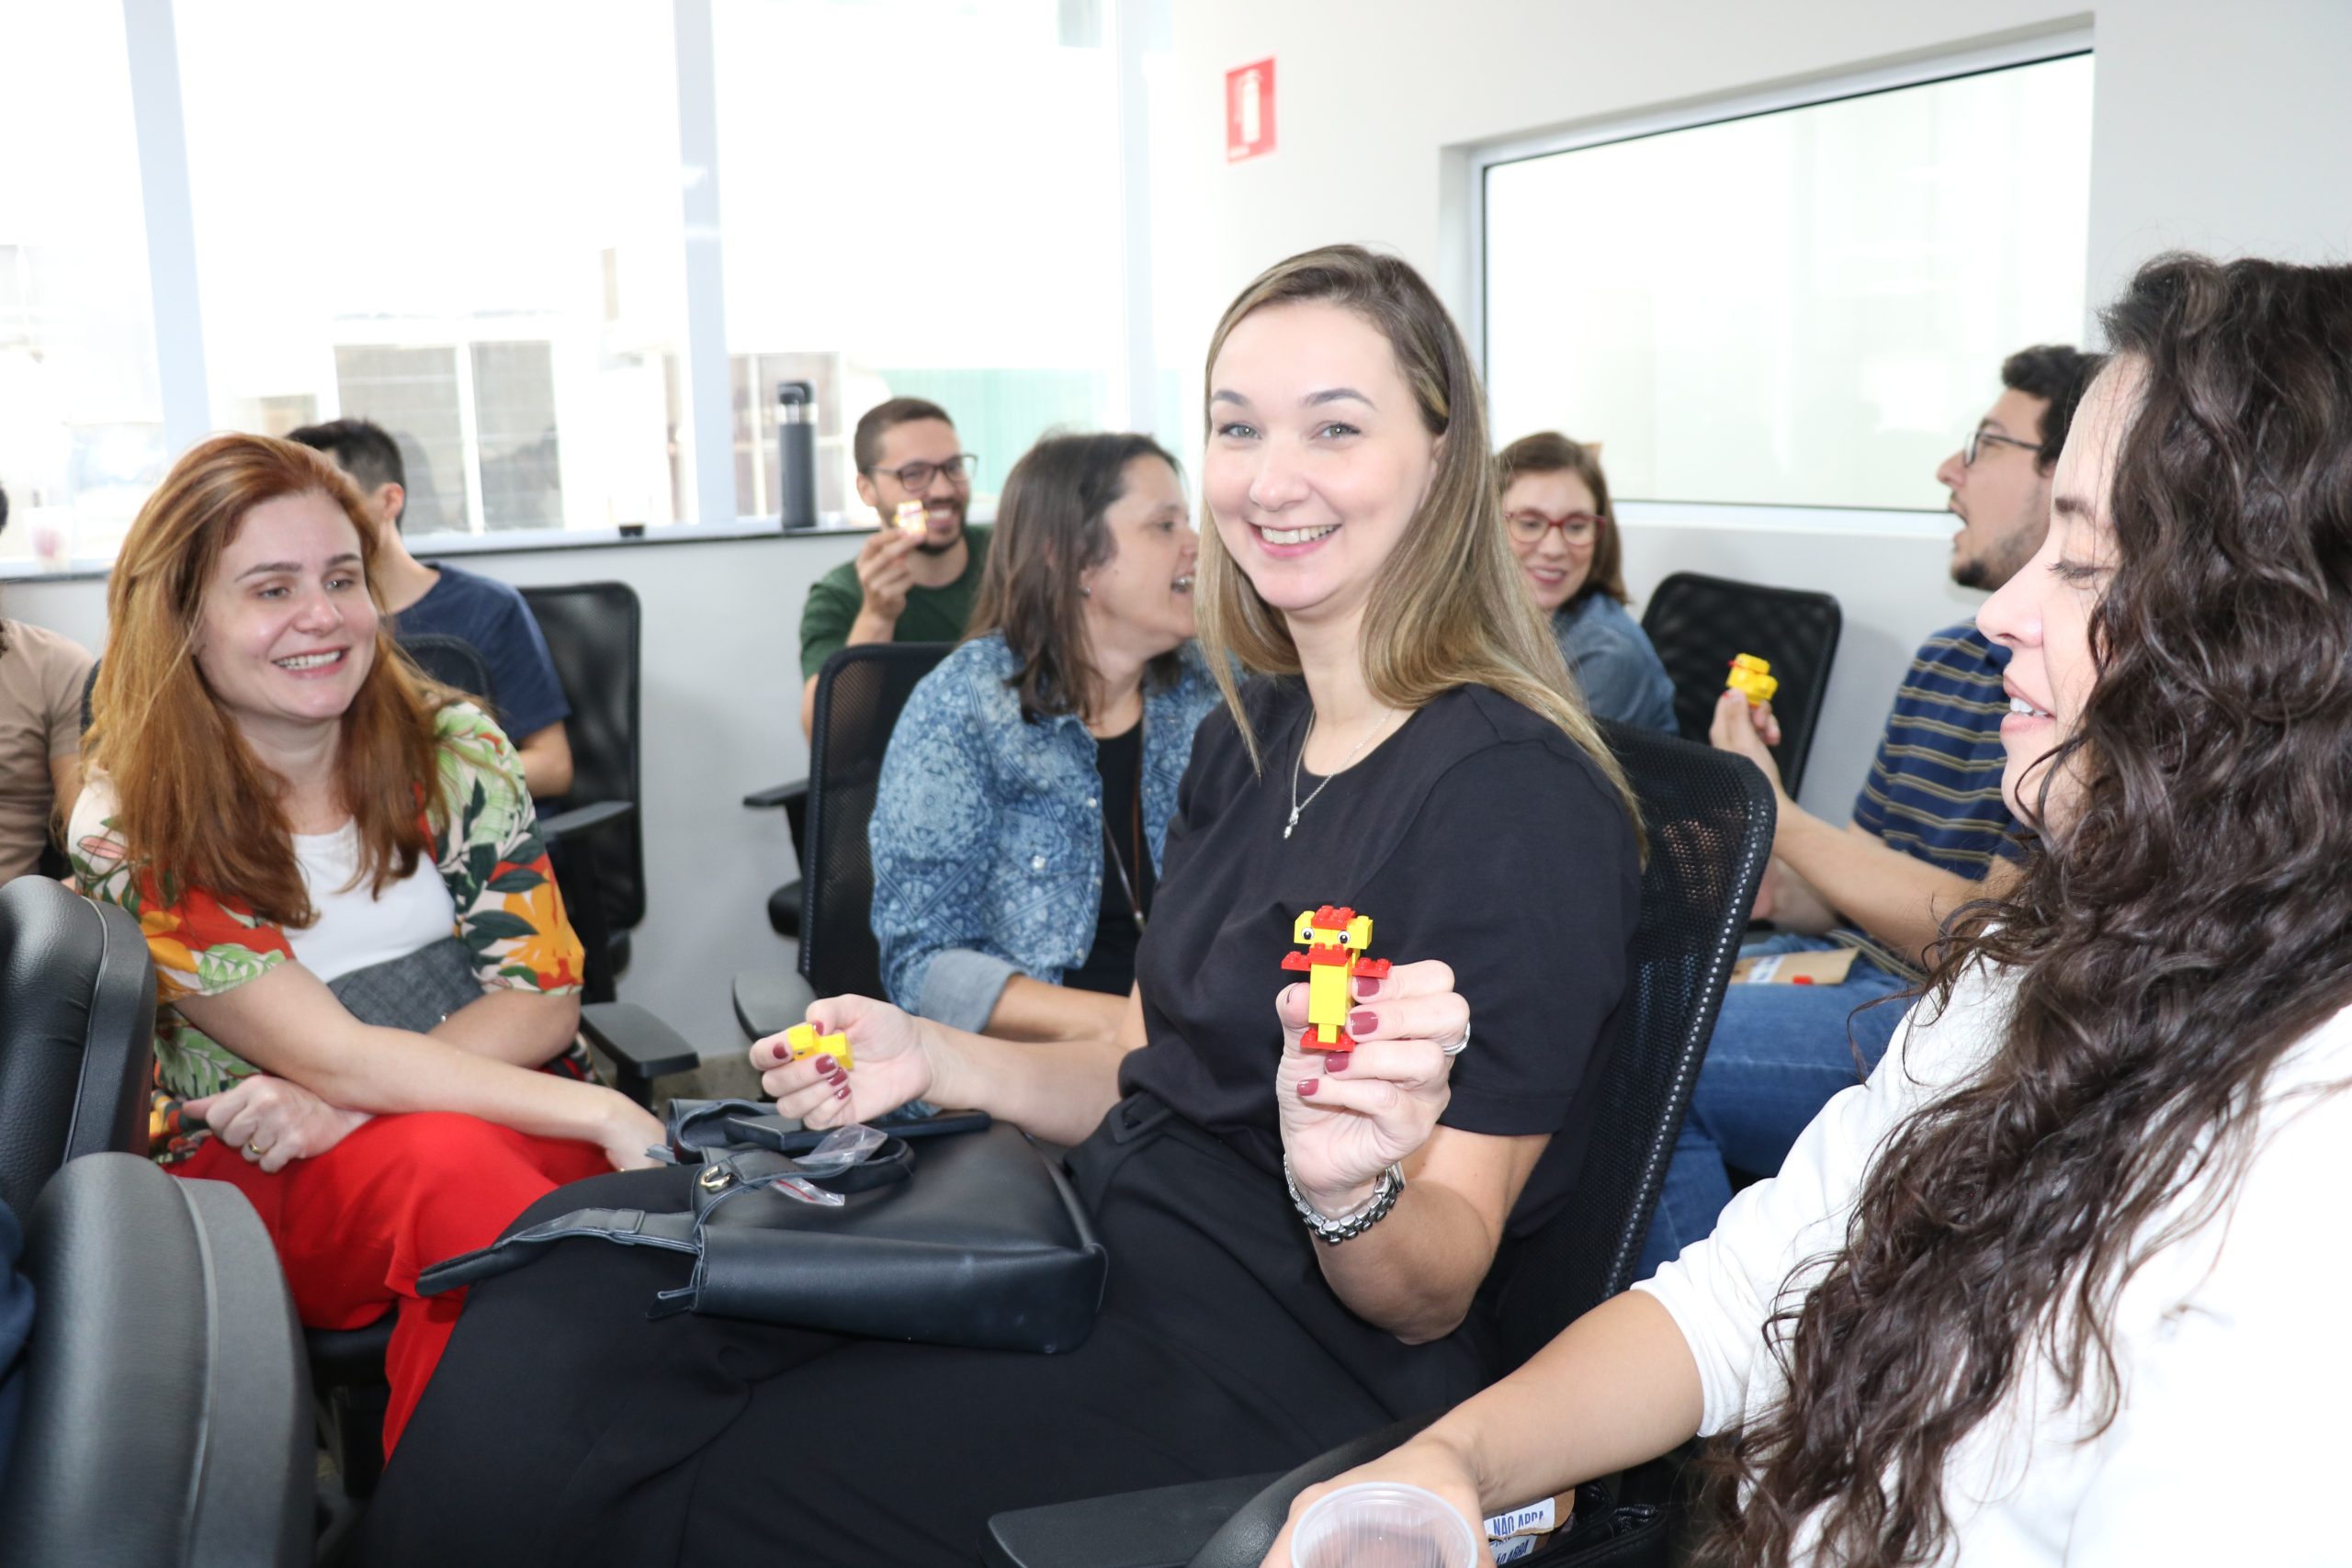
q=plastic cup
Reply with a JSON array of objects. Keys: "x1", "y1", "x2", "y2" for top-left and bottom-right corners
[{"x1": 1290, "y1": 1482, "x2": 1483, "y2": 1568}]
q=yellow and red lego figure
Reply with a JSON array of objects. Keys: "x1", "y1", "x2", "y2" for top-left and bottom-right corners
[
  {"x1": 1280, "y1": 904, "x2": 1392, "y2": 1051},
  {"x1": 785, "y1": 1022, "x2": 854, "y2": 1072},
  {"x1": 1725, "y1": 653, "x2": 1778, "y2": 705}
]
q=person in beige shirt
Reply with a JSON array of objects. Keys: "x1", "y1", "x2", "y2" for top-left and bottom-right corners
[{"x1": 0, "y1": 615, "x2": 95, "y2": 884}]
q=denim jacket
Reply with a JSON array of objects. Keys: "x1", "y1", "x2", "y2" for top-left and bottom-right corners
[
  {"x1": 868, "y1": 634, "x2": 1225, "y2": 1031},
  {"x1": 1553, "y1": 592, "x2": 1678, "y2": 733}
]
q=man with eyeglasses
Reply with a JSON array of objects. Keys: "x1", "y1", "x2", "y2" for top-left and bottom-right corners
[
  {"x1": 1637, "y1": 344, "x2": 2104, "y2": 1278},
  {"x1": 797, "y1": 397, "x2": 990, "y2": 738}
]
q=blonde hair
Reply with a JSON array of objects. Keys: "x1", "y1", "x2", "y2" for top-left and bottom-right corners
[{"x1": 1194, "y1": 245, "x2": 1639, "y2": 841}]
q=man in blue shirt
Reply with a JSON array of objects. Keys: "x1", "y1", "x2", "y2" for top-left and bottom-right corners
[
  {"x1": 288, "y1": 420, "x2": 574, "y2": 796},
  {"x1": 1640, "y1": 345, "x2": 2104, "y2": 1272}
]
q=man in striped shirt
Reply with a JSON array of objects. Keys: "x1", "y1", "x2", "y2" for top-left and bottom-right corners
[{"x1": 1640, "y1": 345, "x2": 2104, "y2": 1274}]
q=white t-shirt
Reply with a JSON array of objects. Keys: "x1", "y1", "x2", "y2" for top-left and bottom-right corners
[
  {"x1": 285, "y1": 822, "x2": 457, "y2": 983},
  {"x1": 1635, "y1": 963, "x2": 2352, "y2": 1564}
]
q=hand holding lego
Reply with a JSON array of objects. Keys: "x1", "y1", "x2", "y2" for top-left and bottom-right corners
[
  {"x1": 853, "y1": 525, "x2": 920, "y2": 623},
  {"x1": 1710, "y1": 686, "x2": 1787, "y2": 800},
  {"x1": 753, "y1": 994, "x2": 933, "y2": 1131},
  {"x1": 1274, "y1": 957, "x2": 1465, "y2": 1215}
]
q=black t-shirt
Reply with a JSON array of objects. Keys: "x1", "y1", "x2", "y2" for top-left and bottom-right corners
[
  {"x1": 1060, "y1": 719, "x2": 1153, "y2": 997},
  {"x1": 1119, "y1": 679, "x2": 1640, "y2": 1238}
]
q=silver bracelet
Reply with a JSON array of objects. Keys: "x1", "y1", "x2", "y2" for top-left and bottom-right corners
[{"x1": 1283, "y1": 1156, "x2": 1405, "y2": 1245}]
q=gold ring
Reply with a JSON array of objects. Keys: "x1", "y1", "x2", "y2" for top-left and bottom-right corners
[{"x1": 247, "y1": 1141, "x2": 269, "y2": 1156}]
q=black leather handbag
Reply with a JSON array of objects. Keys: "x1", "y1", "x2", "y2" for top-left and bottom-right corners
[{"x1": 419, "y1": 1108, "x2": 1109, "y2": 1355}]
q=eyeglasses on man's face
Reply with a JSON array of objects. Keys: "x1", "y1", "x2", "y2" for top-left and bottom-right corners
[
  {"x1": 1963, "y1": 428, "x2": 2040, "y2": 468},
  {"x1": 868, "y1": 453, "x2": 979, "y2": 492},
  {"x1": 1505, "y1": 510, "x2": 1603, "y2": 547}
]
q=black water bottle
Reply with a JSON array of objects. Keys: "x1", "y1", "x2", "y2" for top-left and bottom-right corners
[{"x1": 776, "y1": 380, "x2": 817, "y2": 530}]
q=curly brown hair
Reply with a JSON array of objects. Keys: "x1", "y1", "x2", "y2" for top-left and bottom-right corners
[{"x1": 1707, "y1": 253, "x2": 2352, "y2": 1565}]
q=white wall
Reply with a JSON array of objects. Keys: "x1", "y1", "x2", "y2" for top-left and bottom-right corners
[
  {"x1": 1163, "y1": 0, "x2": 2352, "y2": 815},
  {"x1": 6, "y1": 531, "x2": 862, "y2": 1053}
]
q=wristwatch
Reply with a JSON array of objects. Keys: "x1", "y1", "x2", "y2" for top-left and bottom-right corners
[{"x1": 1284, "y1": 1156, "x2": 1405, "y2": 1245}]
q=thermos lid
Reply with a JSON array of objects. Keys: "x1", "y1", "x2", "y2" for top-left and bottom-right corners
[{"x1": 777, "y1": 380, "x2": 817, "y2": 423}]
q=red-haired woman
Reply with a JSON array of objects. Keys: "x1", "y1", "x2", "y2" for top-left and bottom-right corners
[{"x1": 70, "y1": 433, "x2": 663, "y2": 1452}]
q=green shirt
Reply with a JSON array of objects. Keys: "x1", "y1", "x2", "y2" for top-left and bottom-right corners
[{"x1": 798, "y1": 525, "x2": 993, "y2": 681}]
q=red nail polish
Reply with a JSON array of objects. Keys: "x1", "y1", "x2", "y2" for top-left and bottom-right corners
[
  {"x1": 833, "y1": 1085, "x2": 852, "y2": 1100},
  {"x1": 1354, "y1": 976, "x2": 1382, "y2": 998},
  {"x1": 1348, "y1": 1010, "x2": 1376, "y2": 1035},
  {"x1": 1324, "y1": 1052, "x2": 1351, "y2": 1073},
  {"x1": 1299, "y1": 1078, "x2": 1318, "y2": 1098}
]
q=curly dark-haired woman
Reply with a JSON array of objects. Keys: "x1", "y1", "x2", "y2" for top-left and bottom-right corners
[{"x1": 1271, "y1": 253, "x2": 2352, "y2": 1566}]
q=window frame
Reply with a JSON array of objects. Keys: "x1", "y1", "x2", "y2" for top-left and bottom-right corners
[
  {"x1": 1466, "y1": 26, "x2": 2094, "y2": 530},
  {"x1": 11, "y1": 0, "x2": 1165, "y2": 579}
]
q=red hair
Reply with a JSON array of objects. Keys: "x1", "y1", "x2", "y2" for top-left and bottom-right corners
[{"x1": 84, "y1": 434, "x2": 445, "y2": 926}]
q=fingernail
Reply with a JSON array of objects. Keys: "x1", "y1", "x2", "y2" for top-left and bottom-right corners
[
  {"x1": 815, "y1": 1057, "x2": 842, "y2": 1077},
  {"x1": 1324, "y1": 1052, "x2": 1351, "y2": 1073},
  {"x1": 1348, "y1": 1010, "x2": 1377, "y2": 1035},
  {"x1": 833, "y1": 1085, "x2": 852, "y2": 1100},
  {"x1": 1353, "y1": 976, "x2": 1382, "y2": 998},
  {"x1": 1298, "y1": 1078, "x2": 1318, "y2": 1098}
]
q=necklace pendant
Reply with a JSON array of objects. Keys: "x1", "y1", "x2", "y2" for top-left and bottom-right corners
[{"x1": 1283, "y1": 808, "x2": 1299, "y2": 840}]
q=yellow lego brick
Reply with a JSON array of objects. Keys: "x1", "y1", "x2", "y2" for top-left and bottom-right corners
[
  {"x1": 785, "y1": 1022, "x2": 854, "y2": 1072},
  {"x1": 1307, "y1": 963, "x2": 1350, "y2": 1047},
  {"x1": 1725, "y1": 653, "x2": 1779, "y2": 705}
]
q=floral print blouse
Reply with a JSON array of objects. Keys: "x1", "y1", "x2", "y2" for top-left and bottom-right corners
[{"x1": 70, "y1": 701, "x2": 587, "y2": 1162}]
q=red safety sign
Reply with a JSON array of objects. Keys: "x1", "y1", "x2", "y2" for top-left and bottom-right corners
[{"x1": 1226, "y1": 58, "x2": 1276, "y2": 163}]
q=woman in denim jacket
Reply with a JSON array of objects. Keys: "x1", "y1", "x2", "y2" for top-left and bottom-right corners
[{"x1": 868, "y1": 432, "x2": 1222, "y2": 1042}]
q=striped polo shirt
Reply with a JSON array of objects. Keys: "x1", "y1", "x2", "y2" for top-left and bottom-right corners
[{"x1": 1838, "y1": 623, "x2": 2019, "y2": 971}]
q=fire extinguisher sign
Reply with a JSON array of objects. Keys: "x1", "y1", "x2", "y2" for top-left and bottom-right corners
[{"x1": 1226, "y1": 58, "x2": 1276, "y2": 162}]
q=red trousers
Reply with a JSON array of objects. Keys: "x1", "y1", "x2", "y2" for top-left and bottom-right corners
[{"x1": 175, "y1": 1111, "x2": 608, "y2": 1453}]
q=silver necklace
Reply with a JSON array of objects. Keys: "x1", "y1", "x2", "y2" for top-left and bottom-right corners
[{"x1": 1285, "y1": 709, "x2": 1389, "y2": 840}]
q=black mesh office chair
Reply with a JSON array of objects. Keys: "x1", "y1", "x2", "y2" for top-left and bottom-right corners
[
  {"x1": 987, "y1": 722, "x2": 1776, "y2": 1568},
  {"x1": 735, "y1": 642, "x2": 952, "y2": 1038},
  {"x1": 0, "y1": 876, "x2": 157, "y2": 1219},
  {"x1": 1639, "y1": 572, "x2": 1842, "y2": 797},
  {"x1": 518, "y1": 581, "x2": 644, "y2": 1003},
  {"x1": 0, "y1": 1154, "x2": 313, "y2": 1566},
  {"x1": 397, "y1": 631, "x2": 499, "y2": 716}
]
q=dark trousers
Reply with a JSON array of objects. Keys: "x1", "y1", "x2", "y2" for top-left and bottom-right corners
[{"x1": 353, "y1": 1100, "x2": 1487, "y2": 1567}]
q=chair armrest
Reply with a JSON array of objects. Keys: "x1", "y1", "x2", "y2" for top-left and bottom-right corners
[
  {"x1": 732, "y1": 968, "x2": 818, "y2": 1041},
  {"x1": 985, "y1": 1472, "x2": 1280, "y2": 1568},
  {"x1": 983, "y1": 1412, "x2": 1439, "y2": 1568},
  {"x1": 579, "y1": 1001, "x2": 701, "y2": 1086},
  {"x1": 540, "y1": 799, "x2": 634, "y2": 841},
  {"x1": 741, "y1": 779, "x2": 808, "y2": 809}
]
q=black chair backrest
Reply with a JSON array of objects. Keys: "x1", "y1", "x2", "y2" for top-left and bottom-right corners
[
  {"x1": 0, "y1": 877, "x2": 157, "y2": 1219},
  {"x1": 800, "y1": 642, "x2": 953, "y2": 999},
  {"x1": 398, "y1": 630, "x2": 501, "y2": 718},
  {"x1": 0, "y1": 1154, "x2": 311, "y2": 1566},
  {"x1": 517, "y1": 581, "x2": 644, "y2": 931},
  {"x1": 1639, "y1": 571, "x2": 1842, "y2": 796},
  {"x1": 1487, "y1": 721, "x2": 1774, "y2": 1373}
]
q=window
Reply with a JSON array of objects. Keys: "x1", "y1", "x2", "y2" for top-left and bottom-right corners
[
  {"x1": 174, "y1": 0, "x2": 695, "y2": 537},
  {"x1": 0, "y1": 3, "x2": 164, "y2": 567},
  {"x1": 714, "y1": 0, "x2": 1130, "y2": 522},
  {"x1": 1, "y1": 0, "x2": 1168, "y2": 568},
  {"x1": 1482, "y1": 51, "x2": 2094, "y2": 513}
]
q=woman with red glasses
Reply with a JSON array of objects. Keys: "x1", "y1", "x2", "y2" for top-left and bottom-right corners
[{"x1": 1497, "y1": 433, "x2": 1675, "y2": 731}]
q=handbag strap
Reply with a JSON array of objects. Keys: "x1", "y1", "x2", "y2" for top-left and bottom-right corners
[
  {"x1": 419, "y1": 1206, "x2": 701, "y2": 1295},
  {"x1": 417, "y1": 1137, "x2": 919, "y2": 1299}
]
